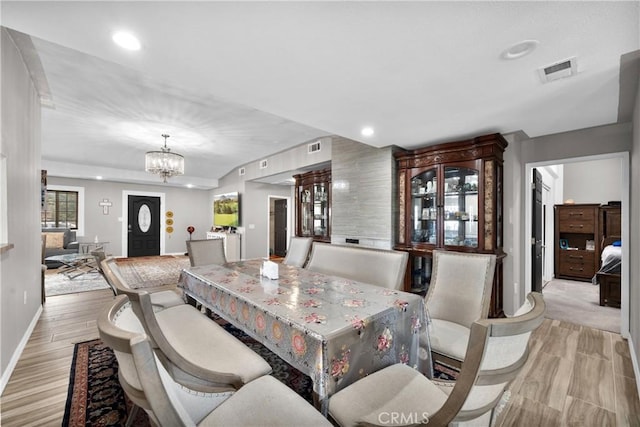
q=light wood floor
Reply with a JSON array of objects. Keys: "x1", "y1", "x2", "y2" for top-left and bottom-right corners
[{"x1": 1, "y1": 290, "x2": 639, "y2": 426}]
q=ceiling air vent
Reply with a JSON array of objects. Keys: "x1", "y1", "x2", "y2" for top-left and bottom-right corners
[
  {"x1": 238, "y1": 167, "x2": 245, "y2": 176},
  {"x1": 259, "y1": 159, "x2": 268, "y2": 169},
  {"x1": 538, "y1": 57, "x2": 577, "y2": 83},
  {"x1": 308, "y1": 140, "x2": 321, "y2": 154}
]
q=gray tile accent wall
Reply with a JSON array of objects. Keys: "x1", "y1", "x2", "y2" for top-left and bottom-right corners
[{"x1": 331, "y1": 137, "x2": 396, "y2": 249}]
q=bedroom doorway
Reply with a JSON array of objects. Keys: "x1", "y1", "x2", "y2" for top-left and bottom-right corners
[{"x1": 525, "y1": 153, "x2": 629, "y2": 335}]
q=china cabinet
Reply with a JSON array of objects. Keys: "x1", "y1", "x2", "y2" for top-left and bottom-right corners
[
  {"x1": 294, "y1": 168, "x2": 331, "y2": 243},
  {"x1": 395, "y1": 133, "x2": 507, "y2": 317}
]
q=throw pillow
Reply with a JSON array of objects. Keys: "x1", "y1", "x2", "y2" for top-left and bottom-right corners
[{"x1": 43, "y1": 232, "x2": 64, "y2": 249}]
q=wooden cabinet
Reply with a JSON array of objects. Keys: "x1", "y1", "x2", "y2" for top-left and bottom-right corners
[
  {"x1": 294, "y1": 168, "x2": 331, "y2": 243},
  {"x1": 554, "y1": 204, "x2": 599, "y2": 281},
  {"x1": 395, "y1": 133, "x2": 507, "y2": 317}
]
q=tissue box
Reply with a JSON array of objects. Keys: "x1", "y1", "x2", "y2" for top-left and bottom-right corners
[{"x1": 262, "y1": 260, "x2": 279, "y2": 280}]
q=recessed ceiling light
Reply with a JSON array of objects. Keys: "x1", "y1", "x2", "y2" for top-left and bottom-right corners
[
  {"x1": 112, "y1": 31, "x2": 141, "y2": 51},
  {"x1": 96, "y1": 176, "x2": 103, "y2": 180},
  {"x1": 361, "y1": 127, "x2": 375, "y2": 137},
  {"x1": 501, "y1": 40, "x2": 539, "y2": 60},
  {"x1": 186, "y1": 184, "x2": 194, "y2": 189}
]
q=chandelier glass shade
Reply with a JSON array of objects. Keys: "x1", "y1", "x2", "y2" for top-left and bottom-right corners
[{"x1": 145, "y1": 134, "x2": 184, "y2": 183}]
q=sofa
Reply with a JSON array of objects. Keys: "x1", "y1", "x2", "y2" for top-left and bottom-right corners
[{"x1": 42, "y1": 228, "x2": 79, "y2": 268}]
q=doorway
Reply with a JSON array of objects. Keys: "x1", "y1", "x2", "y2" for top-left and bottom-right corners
[
  {"x1": 268, "y1": 196, "x2": 290, "y2": 259},
  {"x1": 121, "y1": 190, "x2": 166, "y2": 257},
  {"x1": 524, "y1": 154, "x2": 629, "y2": 335},
  {"x1": 127, "y1": 195, "x2": 161, "y2": 257}
]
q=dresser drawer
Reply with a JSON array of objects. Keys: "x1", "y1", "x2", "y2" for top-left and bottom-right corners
[
  {"x1": 559, "y1": 250, "x2": 595, "y2": 265},
  {"x1": 558, "y1": 250, "x2": 596, "y2": 278},
  {"x1": 558, "y1": 207, "x2": 595, "y2": 232}
]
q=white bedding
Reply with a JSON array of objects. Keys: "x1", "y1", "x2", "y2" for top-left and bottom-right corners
[
  {"x1": 601, "y1": 245, "x2": 622, "y2": 263},
  {"x1": 593, "y1": 244, "x2": 622, "y2": 285}
]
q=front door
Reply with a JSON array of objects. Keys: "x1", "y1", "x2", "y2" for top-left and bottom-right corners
[
  {"x1": 273, "y1": 199, "x2": 288, "y2": 257},
  {"x1": 128, "y1": 195, "x2": 160, "y2": 257},
  {"x1": 532, "y1": 168, "x2": 543, "y2": 293}
]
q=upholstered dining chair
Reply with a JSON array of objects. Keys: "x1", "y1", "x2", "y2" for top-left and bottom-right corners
[
  {"x1": 91, "y1": 249, "x2": 117, "y2": 296},
  {"x1": 282, "y1": 236, "x2": 313, "y2": 267},
  {"x1": 424, "y1": 250, "x2": 497, "y2": 369},
  {"x1": 185, "y1": 238, "x2": 228, "y2": 311},
  {"x1": 98, "y1": 295, "x2": 332, "y2": 427},
  {"x1": 305, "y1": 243, "x2": 409, "y2": 290},
  {"x1": 186, "y1": 238, "x2": 227, "y2": 267},
  {"x1": 328, "y1": 292, "x2": 546, "y2": 427},
  {"x1": 101, "y1": 257, "x2": 185, "y2": 314},
  {"x1": 114, "y1": 277, "x2": 273, "y2": 393}
]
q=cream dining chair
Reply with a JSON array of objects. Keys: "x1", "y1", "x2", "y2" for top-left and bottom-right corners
[
  {"x1": 185, "y1": 238, "x2": 227, "y2": 311},
  {"x1": 103, "y1": 257, "x2": 273, "y2": 394},
  {"x1": 424, "y1": 250, "x2": 496, "y2": 369},
  {"x1": 98, "y1": 295, "x2": 332, "y2": 427},
  {"x1": 186, "y1": 238, "x2": 227, "y2": 267},
  {"x1": 282, "y1": 236, "x2": 313, "y2": 267},
  {"x1": 328, "y1": 292, "x2": 546, "y2": 427},
  {"x1": 101, "y1": 257, "x2": 185, "y2": 313}
]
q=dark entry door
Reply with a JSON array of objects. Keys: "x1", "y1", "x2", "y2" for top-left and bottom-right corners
[
  {"x1": 128, "y1": 195, "x2": 161, "y2": 257},
  {"x1": 532, "y1": 168, "x2": 543, "y2": 293},
  {"x1": 273, "y1": 199, "x2": 287, "y2": 257}
]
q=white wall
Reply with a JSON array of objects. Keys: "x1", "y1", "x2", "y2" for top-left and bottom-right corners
[
  {"x1": 48, "y1": 177, "x2": 211, "y2": 256},
  {"x1": 630, "y1": 68, "x2": 640, "y2": 388},
  {"x1": 562, "y1": 158, "x2": 623, "y2": 204},
  {"x1": 0, "y1": 28, "x2": 43, "y2": 391}
]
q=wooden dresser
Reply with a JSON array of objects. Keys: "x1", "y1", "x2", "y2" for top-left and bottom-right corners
[{"x1": 554, "y1": 204, "x2": 600, "y2": 281}]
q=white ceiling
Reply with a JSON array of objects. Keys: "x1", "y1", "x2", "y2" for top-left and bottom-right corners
[{"x1": 2, "y1": 1, "x2": 639, "y2": 189}]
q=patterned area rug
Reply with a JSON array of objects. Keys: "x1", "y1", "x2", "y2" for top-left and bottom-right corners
[
  {"x1": 115, "y1": 255, "x2": 191, "y2": 289},
  {"x1": 45, "y1": 255, "x2": 190, "y2": 296},
  {"x1": 45, "y1": 272, "x2": 110, "y2": 296},
  {"x1": 62, "y1": 339, "x2": 149, "y2": 427}
]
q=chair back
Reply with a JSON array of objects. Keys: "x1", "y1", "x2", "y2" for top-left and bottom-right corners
[
  {"x1": 101, "y1": 257, "x2": 150, "y2": 320},
  {"x1": 98, "y1": 295, "x2": 205, "y2": 426},
  {"x1": 429, "y1": 292, "x2": 546, "y2": 425},
  {"x1": 101, "y1": 257, "x2": 133, "y2": 294},
  {"x1": 97, "y1": 295, "x2": 154, "y2": 420},
  {"x1": 305, "y1": 243, "x2": 409, "y2": 290},
  {"x1": 186, "y1": 239, "x2": 227, "y2": 267},
  {"x1": 91, "y1": 250, "x2": 115, "y2": 295},
  {"x1": 425, "y1": 250, "x2": 496, "y2": 328},
  {"x1": 282, "y1": 237, "x2": 313, "y2": 267}
]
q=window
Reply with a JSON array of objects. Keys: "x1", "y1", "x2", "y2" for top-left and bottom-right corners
[{"x1": 42, "y1": 190, "x2": 78, "y2": 229}]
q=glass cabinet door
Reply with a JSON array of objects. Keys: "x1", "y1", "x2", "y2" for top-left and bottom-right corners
[
  {"x1": 443, "y1": 166, "x2": 479, "y2": 247},
  {"x1": 313, "y1": 183, "x2": 329, "y2": 238},
  {"x1": 299, "y1": 186, "x2": 312, "y2": 236},
  {"x1": 410, "y1": 168, "x2": 438, "y2": 245}
]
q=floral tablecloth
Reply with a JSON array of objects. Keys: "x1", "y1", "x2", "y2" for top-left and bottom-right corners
[{"x1": 178, "y1": 259, "x2": 431, "y2": 413}]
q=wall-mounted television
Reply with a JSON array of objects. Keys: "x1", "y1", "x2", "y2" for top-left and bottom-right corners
[{"x1": 213, "y1": 192, "x2": 240, "y2": 228}]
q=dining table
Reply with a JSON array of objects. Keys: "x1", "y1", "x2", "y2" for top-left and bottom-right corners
[{"x1": 178, "y1": 258, "x2": 432, "y2": 414}]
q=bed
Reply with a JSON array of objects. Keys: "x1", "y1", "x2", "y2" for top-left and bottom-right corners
[{"x1": 594, "y1": 204, "x2": 621, "y2": 307}]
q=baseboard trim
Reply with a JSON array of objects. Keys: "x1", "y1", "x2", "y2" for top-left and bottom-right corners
[{"x1": 0, "y1": 304, "x2": 43, "y2": 394}]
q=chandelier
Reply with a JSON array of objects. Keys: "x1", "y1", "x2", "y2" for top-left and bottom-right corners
[{"x1": 145, "y1": 134, "x2": 184, "y2": 183}]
